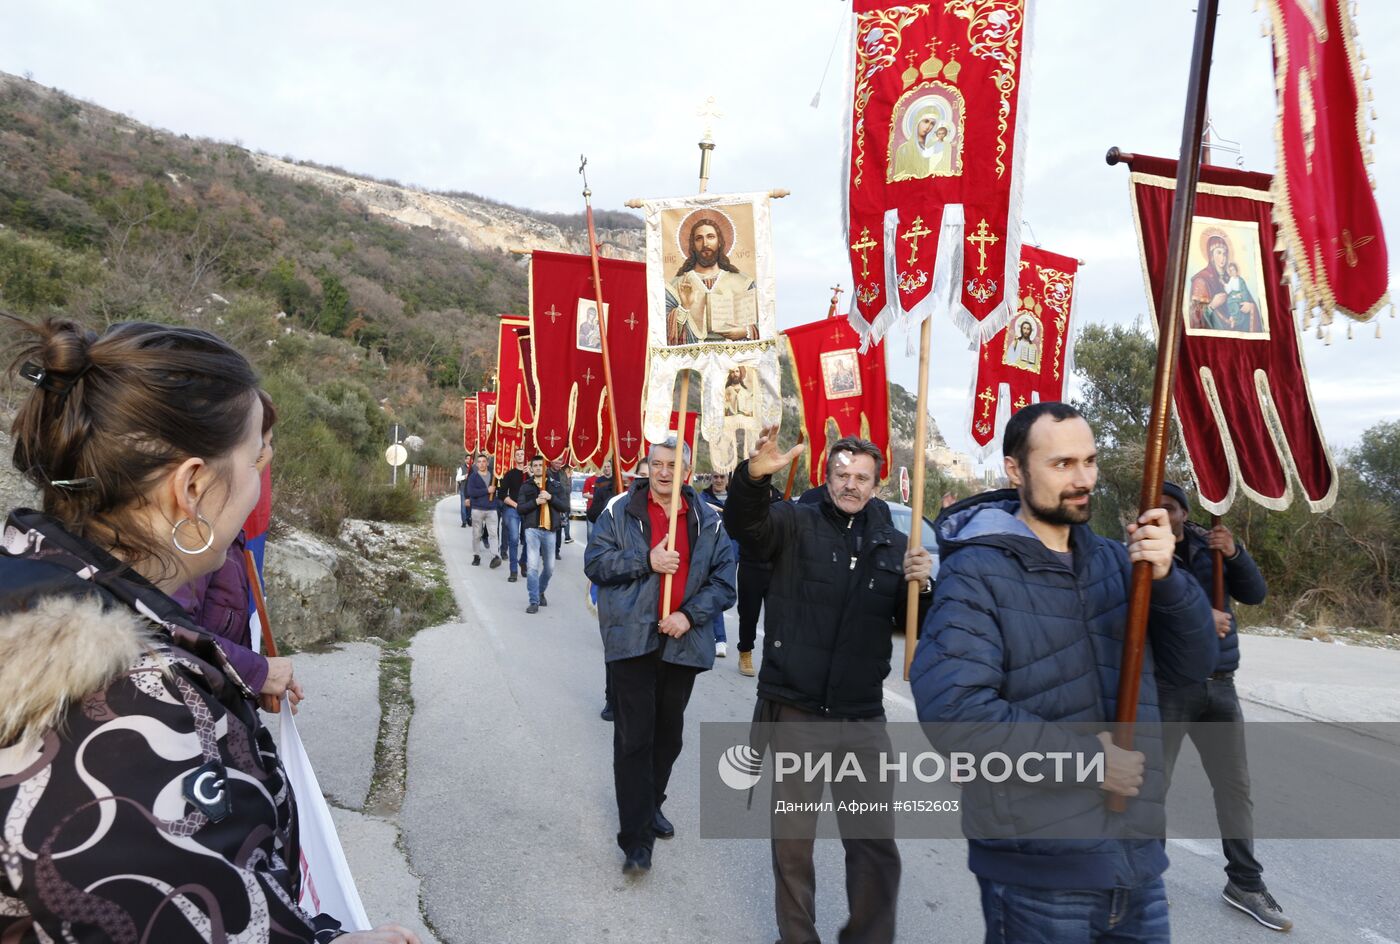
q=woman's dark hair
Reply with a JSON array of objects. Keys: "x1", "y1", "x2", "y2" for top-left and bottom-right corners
[{"x1": 7, "y1": 314, "x2": 262, "y2": 571}]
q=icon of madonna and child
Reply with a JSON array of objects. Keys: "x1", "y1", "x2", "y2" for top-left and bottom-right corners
[{"x1": 1185, "y1": 221, "x2": 1270, "y2": 338}]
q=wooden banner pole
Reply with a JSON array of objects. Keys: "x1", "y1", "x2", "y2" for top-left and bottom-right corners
[
  {"x1": 243, "y1": 549, "x2": 280, "y2": 713},
  {"x1": 783, "y1": 432, "x2": 804, "y2": 500},
  {"x1": 661, "y1": 371, "x2": 691, "y2": 619},
  {"x1": 1106, "y1": 0, "x2": 1219, "y2": 813},
  {"x1": 580, "y1": 156, "x2": 625, "y2": 494},
  {"x1": 902, "y1": 314, "x2": 933, "y2": 681}
]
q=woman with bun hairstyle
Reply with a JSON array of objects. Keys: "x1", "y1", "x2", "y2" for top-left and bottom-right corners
[{"x1": 0, "y1": 316, "x2": 418, "y2": 943}]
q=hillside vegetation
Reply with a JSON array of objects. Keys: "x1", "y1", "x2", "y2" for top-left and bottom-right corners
[{"x1": 0, "y1": 74, "x2": 598, "y2": 532}]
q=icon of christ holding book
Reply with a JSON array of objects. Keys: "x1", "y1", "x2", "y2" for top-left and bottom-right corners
[{"x1": 665, "y1": 215, "x2": 759, "y2": 345}]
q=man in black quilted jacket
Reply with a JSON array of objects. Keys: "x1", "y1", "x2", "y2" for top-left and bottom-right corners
[
  {"x1": 725, "y1": 428, "x2": 934, "y2": 944},
  {"x1": 1158, "y1": 481, "x2": 1289, "y2": 932}
]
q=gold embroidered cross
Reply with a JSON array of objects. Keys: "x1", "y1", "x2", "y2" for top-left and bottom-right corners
[
  {"x1": 544, "y1": 304, "x2": 564, "y2": 324},
  {"x1": 901, "y1": 215, "x2": 933, "y2": 266},
  {"x1": 840, "y1": 403, "x2": 858, "y2": 420},
  {"x1": 624, "y1": 311, "x2": 640, "y2": 330},
  {"x1": 621, "y1": 431, "x2": 638, "y2": 450},
  {"x1": 851, "y1": 227, "x2": 878, "y2": 280},
  {"x1": 543, "y1": 429, "x2": 562, "y2": 448},
  {"x1": 967, "y1": 219, "x2": 1000, "y2": 275},
  {"x1": 582, "y1": 367, "x2": 597, "y2": 386},
  {"x1": 804, "y1": 377, "x2": 817, "y2": 394},
  {"x1": 977, "y1": 387, "x2": 997, "y2": 419}
]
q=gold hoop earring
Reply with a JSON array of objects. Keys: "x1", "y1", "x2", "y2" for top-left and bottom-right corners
[{"x1": 172, "y1": 514, "x2": 215, "y2": 555}]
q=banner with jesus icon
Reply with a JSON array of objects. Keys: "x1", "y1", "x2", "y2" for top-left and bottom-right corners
[
  {"x1": 638, "y1": 191, "x2": 782, "y2": 471},
  {"x1": 1128, "y1": 153, "x2": 1337, "y2": 514},
  {"x1": 969, "y1": 244, "x2": 1077, "y2": 455},
  {"x1": 844, "y1": 0, "x2": 1032, "y2": 349}
]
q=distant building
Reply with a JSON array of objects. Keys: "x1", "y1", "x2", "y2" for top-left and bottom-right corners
[{"x1": 928, "y1": 443, "x2": 978, "y2": 482}]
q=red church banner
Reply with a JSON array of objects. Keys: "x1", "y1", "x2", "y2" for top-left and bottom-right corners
[
  {"x1": 1128, "y1": 154, "x2": 1337, "y2": 514},
  {"x1": 528, "y1": 251, "x2": 648, "y2": 471},
  {"x1": 845, "y1": 0, "x2": 1031, "y2": 348},
  {"x1": 784, "y1": 313, "x2": 892, "y2": 486},
  {"x1": 970, "y1": 245, "x2": 1077, "y2": 453},
  {"x1": 1265, "y1": 0, "x2": 1388, "y2": 329},
  {"x1": 462, "y1": 396, "x2": 478, "y2": 453},
  {"x1": 492, "y1": 314, "x2": 535, "y2": 434},
  {"x1": 477, "y1": 390, "x2": 497, "y2": 458}
]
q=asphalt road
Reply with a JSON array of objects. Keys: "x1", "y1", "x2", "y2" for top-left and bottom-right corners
[{"x1": 402, "y1": 496, "x2": 1400, "y2": 943}]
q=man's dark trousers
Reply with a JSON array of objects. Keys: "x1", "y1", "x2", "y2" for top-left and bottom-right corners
[
  {"x1": 736, "y1": 559, "x2": 772, "y2": 652},
  {"x1": 765, "y1": 699, "x2": 900, "y2": 944},
  {"x1": 1159, "y1": 675, "x2": 1263, "y2": 891},
  {"x1": 611, "y1": 646, "x2": 699, "y2": 854}
]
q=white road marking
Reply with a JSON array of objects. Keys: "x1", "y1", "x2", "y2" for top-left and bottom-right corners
[
  {"x1": 1166, "y1": 837, "x2": 1217, "y2": 859},
  {"x1": 1359, "y1": 930, "x2": 1400, "y2": 944}
]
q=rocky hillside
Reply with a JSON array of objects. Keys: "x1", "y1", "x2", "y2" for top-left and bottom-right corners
[{"x1": 249, "y1": 154, "x2": 643, "y2": 260}]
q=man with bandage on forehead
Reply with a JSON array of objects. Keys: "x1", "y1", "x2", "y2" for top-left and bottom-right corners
[{"x1": 724, "y1": 428, "x2": 934, "y2": 944}]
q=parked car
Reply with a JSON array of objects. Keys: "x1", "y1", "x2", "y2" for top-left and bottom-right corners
[
  {"x1": 570, "y1": 477, "x2": 588, "y2": 519},
  {"x1": 885, "y1": 501, "x2": 941, "y2": 577}
]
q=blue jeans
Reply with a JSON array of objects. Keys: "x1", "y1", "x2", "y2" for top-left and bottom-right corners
[
  {"x1": 502, "y1": 507, "x2": 522, "y2": 574},
  {"x1": 525, "y1": 528, "x2": 556, "y2": 604},
  {"x1": 978, "y1": 877, "x2": 1169, "y2": 943},
  {"x1": 458, "y1": 490, "x2": 469, "y2": 526}
]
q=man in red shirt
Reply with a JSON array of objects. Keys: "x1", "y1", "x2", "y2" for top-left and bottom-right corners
[{"x1": 584, "y1": 438, "x2": 736, "y2": 876}]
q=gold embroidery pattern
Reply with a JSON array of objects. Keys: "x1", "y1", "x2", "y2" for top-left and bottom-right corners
[
  {"x1": 852, "y1": 5, "x2": 931, "y2": 187},
  {"x1": 946, "y1": 0, "x2": 1026, "y2": 178}
]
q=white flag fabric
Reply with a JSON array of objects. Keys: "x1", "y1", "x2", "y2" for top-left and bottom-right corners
[{"x1": 279, "y1": 702, "x2": 372, "y2": 931}]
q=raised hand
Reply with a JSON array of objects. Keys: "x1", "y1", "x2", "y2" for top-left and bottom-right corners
[{"x1": 745, "y1": 424, "x2": 805, "y2": 481}]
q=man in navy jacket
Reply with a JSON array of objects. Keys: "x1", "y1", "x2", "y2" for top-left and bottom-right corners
[
  {"x1": 1158, "y1": 481, "x2": 1289, "y2": 932},
  {"x1": 466, "y1": 453, "x2": 501, "y2": 568},
  {"x1": 911, "y1": 402, "x2": 1215, "y2": 943}
]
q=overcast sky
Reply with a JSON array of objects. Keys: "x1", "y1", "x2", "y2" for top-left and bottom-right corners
[{"x1": 5, "y1": 0, "x2": 1397, "y2": 469}]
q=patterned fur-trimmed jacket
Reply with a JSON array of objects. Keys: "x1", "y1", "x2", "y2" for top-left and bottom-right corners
[{"x1": 0, "y1": 510, "x2": 344, "y2": 942}]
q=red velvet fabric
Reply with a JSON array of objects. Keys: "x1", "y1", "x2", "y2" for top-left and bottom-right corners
[
  {"x1": 1130, "y1": 155, "x2": 1334, "y2": 512},
  {"x1": 493, "y1": 314, "x2": 534, "y2": 432},
  {"x1": 846, "y1": 1, "x2": 1029, "y2": 330},
  {"x1": 462, "y1": 397, "x2": 478, "y2": 453},
  {"x1": 528, "y1": 251, "x2": 648, "y2": 470},
  {"x1": 970, "y1": 245, "x2": 1077, "y2": 450},
  {"x1": 784, "y1": 315, "x2": 891, "y2": 486},
  {"x1": 1268, "y1": 0, "x2": 1388, "y2": 321}
]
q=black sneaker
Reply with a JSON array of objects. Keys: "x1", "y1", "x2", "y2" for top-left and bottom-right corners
[
  {"x1": 539, "y1": 593, "x2": 548, "y2": 607},
  {"x1": 526, "y1": 603, "x2": 539, "y2": 614},
  {"x1": 508, "y1": 573, "x2": 518, "y2": 583},
  {"x1": 472, "y1": 555, "x2": 481, "y2": 566},
  {"x1": 489, "y1": 556, "x2": 502, "y2": 569},
  {"x1": 1222, "y1": 882, "x2": 1293, "y2": 932}
]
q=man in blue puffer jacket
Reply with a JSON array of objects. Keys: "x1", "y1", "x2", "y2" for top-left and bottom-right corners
[{"x1": 911, "y1": 402, "x2": 1215, "y2": 943}]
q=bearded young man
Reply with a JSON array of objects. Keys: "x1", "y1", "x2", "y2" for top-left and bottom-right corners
[{"x1": 911, "y1": 401, "x2": 1215, "y2": 944}]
